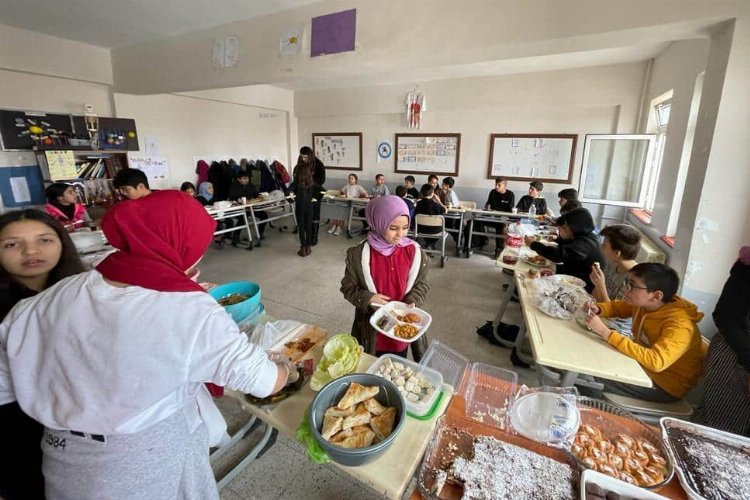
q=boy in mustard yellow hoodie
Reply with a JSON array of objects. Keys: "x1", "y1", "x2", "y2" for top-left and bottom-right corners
[{"x1": 584, "y1": 263, "x2": 704, "y2": 402}]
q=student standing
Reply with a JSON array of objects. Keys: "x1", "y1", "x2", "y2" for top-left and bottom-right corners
[
  {"x1": 299, "y1": 146, "x2": 326, "y2": 246},
  {"x1": 291, "y1": 159, "x2": 318, "y2": 256},
  {"x1": 516, "y1": 181, "x2": 547, "y2": 215},
  {"x1": 0, "y1": 209, "x2": 84, "y2": 500},
  {"x1": 694, "y1": 248, "x2": 750, "y2": 436},
  {"x1": 340, "y1": 196, "x2": 430, "y2": 361},
  {"x1": 113, "y1": 168, "x2": 152, "y2": 200},
  {"x1": 0, "y1": 191, "x2": 289, "y2": 499}
]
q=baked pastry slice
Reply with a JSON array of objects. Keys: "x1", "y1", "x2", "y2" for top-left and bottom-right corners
[
  {"x1": 363, "y1": 397, "x2": 387, "y2": 416},
  {"x1": 329, "y1": 428, "x2": 353, "y2": 444},
  {"x1": 371, "y1": 406, "x2": 397, "y2": 441},
  {"x1": 337, "y1": 425, "x2": 376, "y2": 449},
  {"x1": 322, "y1": 415, "x2": 343, "y2": 440},
  {"x1": 324, "y1": 405, "x2": 356, "y2": 418},
  {"x1": 336, "y1": 383, "x2": 380, "y2": 410},
  {"x1": 342, "y1": 403, "x2": 372, "y2": 430}
]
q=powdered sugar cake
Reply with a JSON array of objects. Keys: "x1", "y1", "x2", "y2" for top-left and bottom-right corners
[{"x1": 418, "y1": 414, "x2": 577, "y2": 499}]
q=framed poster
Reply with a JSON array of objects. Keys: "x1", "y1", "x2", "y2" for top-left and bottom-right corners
[
  {"x1": 313, "y1": 133, "x2": 362, "y2": 171},
  {"x1": 487, "y1": 134, "x2": 577, "y2": 183},
  {"x1": 395, "y1": 133, "x2": 461, "y2": 176}
]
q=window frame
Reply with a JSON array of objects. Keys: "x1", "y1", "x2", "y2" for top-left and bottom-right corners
[{"x1": 578, "y1": 134, "x2": 657, "y2": 208}]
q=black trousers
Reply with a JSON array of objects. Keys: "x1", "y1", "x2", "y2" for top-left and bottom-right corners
[{"x1": 297, "y1": 207, "x2": 314, "y2": 246}]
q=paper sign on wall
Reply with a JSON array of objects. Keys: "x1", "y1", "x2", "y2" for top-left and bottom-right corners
[
  {"x1": 45, "y1": 150, "x2": 77, "y2": 181},
  {"x1": 9, "y1": 177, "x2": 31, "y2": 203},
  {"x1": 128, "y1": 156, "x2": 169, "y2": 181}
]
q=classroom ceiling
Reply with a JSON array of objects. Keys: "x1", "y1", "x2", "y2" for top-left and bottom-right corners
[{"x1": 0, "y1": 0, "x2": 322, "y2": 48}]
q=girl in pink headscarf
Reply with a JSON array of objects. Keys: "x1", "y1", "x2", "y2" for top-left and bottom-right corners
[{"x1": 340, "y1": 196, "x2": 431, "y2": 361}]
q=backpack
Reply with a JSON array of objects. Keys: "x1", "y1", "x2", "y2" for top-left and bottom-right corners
[{"x1": 249, "y1": 163, "x2": 262, "y2": 188}]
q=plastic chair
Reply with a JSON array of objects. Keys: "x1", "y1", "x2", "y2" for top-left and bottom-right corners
[
  {"x1": 415, "y1": 214, "x2": 449, "y2": 267},
  {"x1": 602, "y1": 393, "x2": 693, "y2": 426}
]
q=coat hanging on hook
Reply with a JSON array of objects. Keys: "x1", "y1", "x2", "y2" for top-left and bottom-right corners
[{"x1": 405, "y1": 89, "x2": 425, "y2": 129}]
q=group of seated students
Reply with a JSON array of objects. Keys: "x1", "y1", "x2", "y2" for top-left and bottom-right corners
[{"x1": 179, "y1": 170, "x2": 270, "y2": 248}]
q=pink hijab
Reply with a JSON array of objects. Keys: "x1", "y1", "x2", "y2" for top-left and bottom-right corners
[{"x1": 365, "y1": 196, "x2": 414, "y2": 257}]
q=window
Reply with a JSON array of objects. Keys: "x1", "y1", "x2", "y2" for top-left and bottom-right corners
[
  {"x1": 579, "y1": 134, "x2": 657, "y2": 208},
  {"x1": 643, "y1": 95, "x2": 673, "y2": 212}
]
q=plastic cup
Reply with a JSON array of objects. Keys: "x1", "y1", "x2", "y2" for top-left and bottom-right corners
[{"x1": 511, "y1": 208, "x2": 518, "y2": 214}]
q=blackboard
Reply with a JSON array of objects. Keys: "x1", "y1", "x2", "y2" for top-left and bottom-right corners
[
  {"x1": 487, "y1": 133, "x2": 577, "y2": 183},
  {"x1": 0, "y1": 110, "x2": 74, "y2": 151}
]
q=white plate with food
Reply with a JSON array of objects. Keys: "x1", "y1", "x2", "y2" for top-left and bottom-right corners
[
  {"x1": 370, "y1": 301, "x2": 431, "y2": 344},
  {"x1": 523, "y1": 254, "x2": 549, "y2": 267}
]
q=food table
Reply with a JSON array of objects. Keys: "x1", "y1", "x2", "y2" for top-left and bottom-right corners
[
  {"x1": 228, "y1": 348, "x2": 453, "y2": 499},
  {"x1": 494, "y1": 248, "x2": 652, "y2": 388},
  {"x1": 408, "y1": 392, "x2": 689, "y2": 500}
]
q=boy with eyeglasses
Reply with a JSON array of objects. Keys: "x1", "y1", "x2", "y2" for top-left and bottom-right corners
[{"x1": 583, "y1": 263, "x2": 705, "y2": 403}]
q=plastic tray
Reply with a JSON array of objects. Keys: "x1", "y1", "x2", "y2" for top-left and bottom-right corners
[
  {"x1": 660, "y1": 417, "x2": 750, "y2": 500},
  {"x1": 510, "y1": 391, "x2": 580, "y2": 445},
  {"x1": 367, "y1": 353, "x2": 443, "y2": 418},
  {"x1": 573, "y1": 397, "x2": 674, "y2": 491},
  {"x1": 417, "y1": 414, "x2": 579, "y2": 500},
  {"x1": 581, "y1": 469, "x2": 669, "y2": 500},
  {"x1": 419, "y1": 340, "x2": 470, "y2": 392},
  {"x1": 460, "y1": 362, "x2": 517, "y2": 430},
  {"x1": 369, "y1": 301, "x2": 431, "y2": 344}
]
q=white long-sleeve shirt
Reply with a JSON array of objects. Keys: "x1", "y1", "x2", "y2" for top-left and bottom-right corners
[{"x1": 0, "y1": 270, "x2": 277, "y2": 445}]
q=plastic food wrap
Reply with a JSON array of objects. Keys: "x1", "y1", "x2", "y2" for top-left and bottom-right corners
[{"x1": 508, "y1": 386, "x2": 580, "y2": 447}]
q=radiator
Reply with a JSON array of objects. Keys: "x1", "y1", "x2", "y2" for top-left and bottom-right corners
[{"x1": 637, "y1": 235, "x2": 667, "y2": 263}]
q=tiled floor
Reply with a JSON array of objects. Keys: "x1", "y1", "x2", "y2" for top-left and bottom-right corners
[{"x1": 201, "y1": 224, "x2": 536, "y2": 499}]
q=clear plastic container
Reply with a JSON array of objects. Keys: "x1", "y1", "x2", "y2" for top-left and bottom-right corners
[
  {"x1": 509, "y1": 389, "x2": 580, "y2": 446},
  {"x1": 367, "y1": 354, "x2": 443, "y2": 418},
  {"x1": 460, "y1": 362, "x2": 518, "y2": 430},
  {"x1": 419, "y1": 340, "x2": 470, "y2": 392}
]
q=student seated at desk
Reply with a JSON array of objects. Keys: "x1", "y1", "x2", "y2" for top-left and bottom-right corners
[
  {"x1": 45, "y1": 183, "x2": 92, "y2": 232},
  {"x1": 473, "y1": 177, "x2": 515, "y2": 259},
  {"x1": 516, "y1": 181, "x2": 548, "y2": 215},
  {"x1": 525, "y1": 208, "x2": 605, "y2": 292},
  {"x1": 229, "y1": 171, "x2": 267, "y2": 243},
  {"x1": 370, "y1": 174, "x2": 390, "y2": 197},
  {"x1": 395, "y1": 185, "x2": 415, "y2": 223},
  {"x1": 113, "y1": 168, "x2": 152, "y2": 200},
  {"x1": 180, "y1": 182, "x2": 196, "y2": 197},
  {"x1": 428, "y1": 174, "x2": 446, "y2": 204},
  {"x1": 404, "y1": 175, "x2": 419, "y2": 200},
  {"x1": 415, "y1": 184, "x2": 446, "y2": 249},
  {"x1": 583, "y1": 263, "x2": 704, "y2": 403},
  {"x1": 329, "y1": 173, "x2": 368, "y2": 236}
]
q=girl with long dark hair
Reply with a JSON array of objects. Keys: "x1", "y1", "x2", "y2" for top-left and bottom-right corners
[
  {"x1": 291, "y1": 159, "x2": 317, "y2": 256},
  {"x1": 0, "y1": 209, "x2": 84, "y2": 499}
]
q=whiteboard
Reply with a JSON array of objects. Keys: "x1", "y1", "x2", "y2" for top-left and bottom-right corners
[
  {"x1": 313, "y1": 133, "x2": 362, "y2": 170},
  {"x1": 395, "y1": 133, "x2": 460, "y2": 175},
  {"x1": 487, "y1": 134, "x2": 577, "y2": 183}
]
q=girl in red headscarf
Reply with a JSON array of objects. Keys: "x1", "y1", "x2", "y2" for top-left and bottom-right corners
[{"x1": 0, "y1": 190, "x2": 289, "y2": 499}]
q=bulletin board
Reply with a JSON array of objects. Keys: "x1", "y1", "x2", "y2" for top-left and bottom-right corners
[
  {"x1": 487, "y1": 133, "x2": 577, "y2": 183},
  {"x1": 313, "y1": 133, "x2": 362, "y2": 170},
  {"x1": 395, "y1": 133, "x2": 461, "y2": 176}
]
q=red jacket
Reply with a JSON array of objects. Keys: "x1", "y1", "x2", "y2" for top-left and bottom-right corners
[{"x1": 45, "y1": 203, "x2": 87, "y2": 229}]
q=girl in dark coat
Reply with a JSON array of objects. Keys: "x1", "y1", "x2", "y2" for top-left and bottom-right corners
[{"x1": 290, "y1": 160, "x2": 318, "y2": 256}]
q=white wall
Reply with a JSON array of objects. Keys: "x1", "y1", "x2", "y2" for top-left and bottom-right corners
[
  {"x1": 296, "y1": 62, "x2": 647, "y2": 204},
  {"x1": 113, "y1": 92, "x2": 292, "y2": 189}
]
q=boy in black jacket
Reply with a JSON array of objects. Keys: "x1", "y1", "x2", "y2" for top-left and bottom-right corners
[
  {"x1": 415, "y1": 184, "x2": 446, "y2": 249},
  {"x1": 525, "y1": 208, "x2": 604, "y2": 292}
]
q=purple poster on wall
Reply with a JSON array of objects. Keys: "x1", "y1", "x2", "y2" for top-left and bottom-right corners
[{"x1": 310, "y1": 9, "x2": 356, "y2": 57}]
